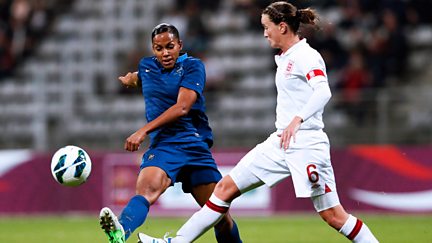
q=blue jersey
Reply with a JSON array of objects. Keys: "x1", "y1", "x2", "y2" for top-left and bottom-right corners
[{"x1": 137, "y1": 53, "x2": 213, "y2": 147}]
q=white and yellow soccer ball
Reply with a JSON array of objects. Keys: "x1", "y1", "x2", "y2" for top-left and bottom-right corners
[{"x1": 50, "y1": 145, "x2": 92, "y2": 187}]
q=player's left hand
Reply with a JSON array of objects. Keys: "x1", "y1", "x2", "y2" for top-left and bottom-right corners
[
  {"x1": 118, "y1": 72, "x2": 138, "y2": 88},
  {"x1": 125, "y1": 128, "x2": 147, "y2": 151},
  {"x1": 279, "y1": 116, "x2": 302, "y2": 150}
]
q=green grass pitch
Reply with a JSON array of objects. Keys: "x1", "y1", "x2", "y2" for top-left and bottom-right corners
[{"x1": 0, "y1": 214, "x2": 431, "y2": 242}]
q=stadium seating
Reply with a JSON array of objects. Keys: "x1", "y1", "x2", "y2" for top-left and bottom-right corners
[{"x1": 1, "y1": 0, "x2": 432, "y2": 150}]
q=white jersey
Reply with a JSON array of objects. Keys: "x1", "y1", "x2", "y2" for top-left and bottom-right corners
[
  {"x1": 274, "y1": 38, "x2": 330, "y2": 131},
  {"x1": 229, "y1": 39, "x2": 338, "y2": 203}
]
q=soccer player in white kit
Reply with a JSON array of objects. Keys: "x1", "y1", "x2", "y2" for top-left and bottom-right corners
[{"x1": 138, "y1": 2, "x2": 379, "y2": 243}]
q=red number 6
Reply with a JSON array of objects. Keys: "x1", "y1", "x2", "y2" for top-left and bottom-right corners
[{"x1": 307, "y1": 164, "x2": 319, "y2": 183}]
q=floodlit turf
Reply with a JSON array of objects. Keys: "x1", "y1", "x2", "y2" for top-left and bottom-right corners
[{"x1": 0, "y1": 214, "x2": 431, "y2": 242}]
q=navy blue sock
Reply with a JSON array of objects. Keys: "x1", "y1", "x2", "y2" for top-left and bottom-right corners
[
  {"x1": 119, "y1": 195, "x2": 150, "y2": 240},
  {"x1": 214, "y1": 220, "x2": 242, "y2": 243}
]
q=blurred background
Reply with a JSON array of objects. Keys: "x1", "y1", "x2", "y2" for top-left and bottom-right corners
[
  {"x1": 0, "y1": 0, "x2": 431, "y2": 150},
  {"x1": 1, "y1": 0, "x2": 432, "y2": 242}
]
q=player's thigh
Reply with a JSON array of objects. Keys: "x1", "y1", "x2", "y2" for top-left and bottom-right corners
[
  {"x1": 312, "y1": 191, "x2": 341, "y2": 212},
  {"x1": 231, "y1": 132, "x2": 288, "y2": 188},
  {"x1": 228, "y1": 162, "x2": 265, "y2": 196},
  {"x1": 191, "y1": 182, "x2": 217, "y2": 207},
  {"x1": 286, "y1": 143, "x2": 336, "y2": 198},
  {"x1": 136, "y1": 166, "x2": 172, "y2": 203}
]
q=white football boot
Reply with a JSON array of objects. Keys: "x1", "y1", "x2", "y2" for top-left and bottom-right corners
[
  {"x1": 137, "y1": 232, "x2": 174, "y2": 243},
  {"x1": 100, "y1": 207, "x2": 126, "y2": 243}
]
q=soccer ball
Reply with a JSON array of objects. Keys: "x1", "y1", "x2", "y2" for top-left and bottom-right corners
[{"x1": 50, "y1": 145, "x2": 92, "y2": 186}]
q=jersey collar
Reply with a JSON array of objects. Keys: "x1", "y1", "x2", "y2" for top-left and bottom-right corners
[
  {"x1": 154, "y1": 53, "x2": 188, "y2": 71},
  {"x1": 279, "y1": 38, "x2": 307, "y2": 57},
  {"x1": 176, "y1": 53, "x2": 188, "y2": 63}
]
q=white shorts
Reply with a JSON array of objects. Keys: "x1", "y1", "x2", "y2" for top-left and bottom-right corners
[
  {"x1": 229, "y1": 130, "x2": 338, "y2": 198},
  {"x1": 230, "y1": 161, "x2": 340, "y2": 212}
]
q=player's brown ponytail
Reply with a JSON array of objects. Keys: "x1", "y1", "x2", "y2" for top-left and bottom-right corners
[
  {"x1": 297, "y1": 8, "x2": 318, "y2": 26},
  {"x1": 262, "y1": 1, "x2": 318, "y2": 33}
]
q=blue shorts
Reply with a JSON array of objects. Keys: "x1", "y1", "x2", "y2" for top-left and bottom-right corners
[{"x1": 140, "y1": 142, "x2": 222, "y2": 193}]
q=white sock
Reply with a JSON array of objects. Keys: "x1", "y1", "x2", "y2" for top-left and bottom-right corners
[
  {"x1": 173, "y1": 194, "x2": 230, "y2": 243},
  {"x1": 339, "y1": 214, "x2": 379, "y2": 243}
]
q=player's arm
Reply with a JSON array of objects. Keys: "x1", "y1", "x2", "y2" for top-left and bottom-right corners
[
  {"x1": 118, "y1": 71, "x2": 140, "y2": 88},
  {"x1": 297, "y1": 70, "x2": 331, "y2": 121},
  {"x1": 140, "y1": 87, "x2": 197, "y2": 135},
  {"x1": 124, "y1": 87, "x2": 197, "y2": 151},
  {"x1": 142, "y1": 59, "x2": 204, "y2": 135}
]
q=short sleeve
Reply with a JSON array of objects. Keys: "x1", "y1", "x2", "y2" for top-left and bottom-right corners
[
  {"x1": 137, "y1": 57, "x2": 147, "y2": 84},
  {"x1": 180, "y1": 59, "x2": 206, "y2": 97}
]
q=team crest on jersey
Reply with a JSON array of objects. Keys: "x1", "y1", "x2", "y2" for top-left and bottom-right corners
[
  {"x1": 285, "y1": 60, "x2": 294, "y2": 77},
  {"x1": 174, "y1": 66, "x2": 184, "y2": 76}
]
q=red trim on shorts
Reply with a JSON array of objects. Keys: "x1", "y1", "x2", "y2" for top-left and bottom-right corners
[
  {"x1": 347, "y1": 219, "x2": 363, "y2": 240},
  {"x1": 206, "y1": 200, "x2": 229, "y2": 214},
  {"x1": 325, "y1": 184, "x2": 332, "y2": 193},
  {"x1": 306, "y1": 69, "x2": 325, "y2": 80}
]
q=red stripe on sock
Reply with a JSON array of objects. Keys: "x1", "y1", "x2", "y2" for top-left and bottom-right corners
[
  {"x1": 205, "y1": 200, "x2": 229, "y2": 214},
  {"x1": 347, "y1": 219, "x2": 363, "y2": 240}
]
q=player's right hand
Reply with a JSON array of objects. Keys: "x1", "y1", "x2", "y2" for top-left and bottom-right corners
[
  {"x1": 124, "y1": 128, "x2": 147, "y2": 152},
  {"x1": 279, "y1": 116, "x2": 302, "y2": 150}
]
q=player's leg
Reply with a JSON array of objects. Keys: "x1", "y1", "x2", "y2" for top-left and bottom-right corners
[
  {"x1": 137, "y1": 134, "x2": 282, "y2": 242},
  {"x1": 171, "y1": 162, "x2": 265, "y2": 243},
  {"x1": 185, "y1": 165, "x2": 242, "y2": 243},
  {"x1": 301, "y1": 141, "x2": 378, "y2": 242},
  {"x1": 313, "y1": 193, "x2": 379, "y2": 242},
  {"x1": 190, "y1": 182, "x2": 242, "y2": 243},
  {"x1": 170, "y1": 132, "x2": 285, "y2": 242},
  {"x1": 173, "y1": 175, "x2": 241, "y2": 242},
  {"x1": 100, "y1": 166, "x2": 171, "y2": 242},
  {"x1": 137, "y1": 171, "x2": 264, "y2": 243},
  {"x1": 120, "y1": 166, "x2": 171, "y2": 239},
  {"x1": 214, "y1": 212, "x2": 242, "y2": 243},
  {"x1": 286, "y1": 133, "x2": 377, "y2": 242},
  {"x1": 137, "y1": 175, "x2": 241, "y2": 243}
]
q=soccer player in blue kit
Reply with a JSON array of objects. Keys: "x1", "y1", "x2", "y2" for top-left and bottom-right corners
[{"x1": 99, "y1": 23, "x2": 242, "y2": 243}]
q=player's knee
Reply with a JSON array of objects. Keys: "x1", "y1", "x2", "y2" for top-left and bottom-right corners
[
  {"x1": 135, "y1": 185, "x2": 163, "y2": 204},
  {"x1": 213, "y1": 179, "x2": 239, "y2": 202},
  {"x1": 214, "y1": 180, "x2": 229, "y2": 194},
  {"x1": 136, "y1": 177, "x2": 170, "y2": 204}
]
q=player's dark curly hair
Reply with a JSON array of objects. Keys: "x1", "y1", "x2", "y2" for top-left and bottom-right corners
[
  {"x1": 151, "y1": 23, "x2": 180, "y2": 41},
  {"x1": 262, "y1": 1, "x2": 318, "y2": 33}
]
